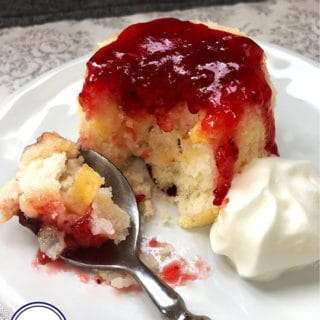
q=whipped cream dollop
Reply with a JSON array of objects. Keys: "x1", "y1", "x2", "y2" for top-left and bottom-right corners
[{"x1": 210, "y1": 157, "x2": 319, "y2": 281}]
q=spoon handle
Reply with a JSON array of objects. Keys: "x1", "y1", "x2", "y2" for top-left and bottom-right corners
[{"x1": 128, "y1": 257, "x2": 212, "y2": 320}]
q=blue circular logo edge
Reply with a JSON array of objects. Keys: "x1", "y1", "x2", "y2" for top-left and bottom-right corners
[{"x1": 11, "y1": 301, "x2": 66, "y2": 320}]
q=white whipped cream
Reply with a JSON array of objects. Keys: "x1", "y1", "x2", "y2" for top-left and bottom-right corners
[{"x1": 210, "y1": 157, "x2": 319, "y2": 281}]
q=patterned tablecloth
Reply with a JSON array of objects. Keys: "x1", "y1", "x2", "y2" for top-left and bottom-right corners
[
  {"x1": 0, "y1": 0, "x2": 318, "y2": 319},
  {"x1": 0, "y1": 0, "x2": 318, "y2": 100}
]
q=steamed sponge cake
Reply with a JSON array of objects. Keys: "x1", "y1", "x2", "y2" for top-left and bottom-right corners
[{"x1": 78, "y1": 18, "x2": 278, "y2": 228}]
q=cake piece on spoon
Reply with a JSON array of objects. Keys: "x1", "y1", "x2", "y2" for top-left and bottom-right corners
[{"x1": 0, "y1": 132, "x2": 130, "y2": 259}]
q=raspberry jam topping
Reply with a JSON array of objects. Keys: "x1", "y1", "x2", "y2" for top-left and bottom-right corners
[
  {"x1": 19, "y1": 209, "x2": 107, "y2": 250},
  {"x1": 79, "y1": 18, "x2": 278, "y2": 204},
  {"x1": 64, "y1": 212, "x2": 107, "y2": 249}
]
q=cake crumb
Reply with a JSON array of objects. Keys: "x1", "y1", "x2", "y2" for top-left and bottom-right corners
[
  {"x1": 161, "y1": 213, "x2": 170, "y2": 225},
  {"x1": 159, "y1": 245, "x2": 173, "y2": 261},
  {"x1": 139, "y1": 200, "x2": 154, "y2": 219},
  {"x1": 98, "y1": 270, "x2": 136, "y2": 289}
]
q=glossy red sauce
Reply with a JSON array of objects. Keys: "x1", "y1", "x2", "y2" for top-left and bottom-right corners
[
  {"x1": 33, "y1": 250, "x2": 105, "y2": 284},
  {"x1": 79, "y1": 18, "x2": 278, "y2": 204},
  {"x1": 135, "y1": 193, "x2": 146, "y2": 203},
  {"x1": 148, "y1": 237, "x2": 168, "y2": 248},
  {"x1": 63, "y1": 212, "x2": 107, "y2": 249},
  {"x1": 34, "y1": 250, "x2": 52, "y2": 265},
  {"x1": 160, "y1": 258, "x2": 197, "y2": 285},
  {"x1": 159, "y1": 255, "x2": 211, "y2": 286},
  {"x1": 32, "y1": 250, "x2": 69, "y2": 273},
  {"x1": 143, "y1": 237, "x2": 211, "y2": 286},
  {"x1": 94, "y1": 275, "x2": 105, "y2": 284},
  {"x1": 31, "y1": 236, "x2": 210, "y2": 289},
  {"x1": 19, "y1": 208, "x2": 107, "y2": 250}
]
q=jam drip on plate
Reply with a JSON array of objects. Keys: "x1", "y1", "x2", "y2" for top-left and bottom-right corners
[{"x1": 79, "y1": 18, "x2": 278, "y2": 204}]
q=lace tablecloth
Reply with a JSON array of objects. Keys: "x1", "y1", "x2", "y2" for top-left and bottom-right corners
[
  {"x1": 0, "y1": 0, "x2": 318, "y2": 319},
  {"x1": 0, "y1": 0, "x2": 318, "y2": 100}
]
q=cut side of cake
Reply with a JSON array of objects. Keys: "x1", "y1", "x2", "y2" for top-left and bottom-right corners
[
  {"x1": 0, "y1": 132, "x2": 130, "y2": 259},
  {"x1": 78, "y1": 18, "x2": 278, "y2": 228}
]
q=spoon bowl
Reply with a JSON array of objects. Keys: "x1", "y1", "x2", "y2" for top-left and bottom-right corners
[
  {"x1": 61, "y1": 149, "x2": 211, "y2": 320},
  {"x1": 61, "y1": 149, "x2": 139, "y2": 270}
]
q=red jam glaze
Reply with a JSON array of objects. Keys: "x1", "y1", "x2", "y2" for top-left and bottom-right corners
[
  {"x1": 63, "y1": 212, "x2": 107, "y2": 249},
  {"x1": 135, "y1": 194, "x2": 146, "y2": 203},
  {"x1": 19, "y1": 205, "x2": 107, "y2": 250},
  {"x1": 79, "y1": 18, "x2": 278, "y2": 204}
]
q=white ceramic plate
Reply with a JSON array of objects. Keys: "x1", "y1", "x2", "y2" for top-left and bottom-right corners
[{"x1": 0, "y1": 43, "x2": 319, "y2": 320}]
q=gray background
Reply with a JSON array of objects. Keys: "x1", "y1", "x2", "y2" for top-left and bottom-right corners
[{"x1": 0, "y1": 1, "x2": 260, "y2": 27}]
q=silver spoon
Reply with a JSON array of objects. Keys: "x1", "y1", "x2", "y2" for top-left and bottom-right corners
[{"x1": 60, "y1": 149, "x2": 211, "y2": 320}]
